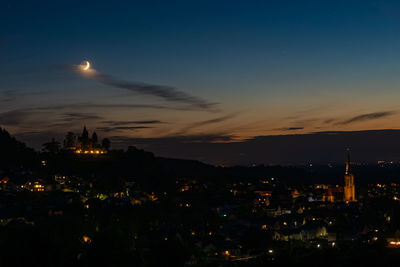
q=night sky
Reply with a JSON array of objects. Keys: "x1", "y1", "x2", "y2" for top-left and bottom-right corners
[{"x1": 3, "y1": 1, "x2": 400, "y2": 164}]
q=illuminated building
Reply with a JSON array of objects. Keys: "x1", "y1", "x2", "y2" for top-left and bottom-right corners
[
  {"x1": 291, "y1": 189, "x2": 302, "y2": 199},
  {"x1": 323, "y1": 189, "x2": 334, "y2": 202},
  {"x1": 62, "y1": 127, "x2": 109, "y2": 155},
  {"x1": 344, "y1": 149, "x2": 356, "y2": 202},
  {"x1": 322, "y1": 187, "x2": 343, "y2": 203},
  {"x1": 26, "y1": 181, "x2": 45, "y2": 192},
  {"x1": 322, "y1": 149, "x2": 356, "y2": 203},
  {"x1": 82, "y1": 235, "x2": 92, "y2": 244},
  {"x1": 387, "y1": 238, "x2": 400, "y2": 248},
  {"x1": 272, "y1": 226, "x2": 327, "y2": 241},
  {"x1": 74, "y1": 149, "x2": 106, "y2": 155}
]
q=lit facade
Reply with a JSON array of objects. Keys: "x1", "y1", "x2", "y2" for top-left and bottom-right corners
[
  {"x1": 344, "y1": 149, "x2": 356, "y2": 202},
  {"x1": 62, "y1": 127, "x2": 109, "y2": 155}
]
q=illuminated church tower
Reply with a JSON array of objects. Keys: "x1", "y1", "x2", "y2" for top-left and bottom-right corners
[{"x1": 344, "y1": 149, "x2": 356, "y2": 202}]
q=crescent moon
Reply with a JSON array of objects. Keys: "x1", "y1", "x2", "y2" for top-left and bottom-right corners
[{"x1": 82, "y1": 61, "x2": 90, "y2": 71}]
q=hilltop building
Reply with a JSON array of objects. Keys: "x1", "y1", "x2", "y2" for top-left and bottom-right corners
[{"x1": 62, "y1": 126, "x2": 110, "y2": 154}]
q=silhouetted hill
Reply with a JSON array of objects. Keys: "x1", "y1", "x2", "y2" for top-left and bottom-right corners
[
  {"x1": 5, "y1": 128, "x2": 400, "y2": 187},
  {"x1": 40, "y1": 146, "x2": 174, "y2": 192},
  {"x1": 157, "y1": 157, "x2": 219, "y2": 177},
  {"x1": 118, "y1": 129, "x2": 400, "y2": 165}
]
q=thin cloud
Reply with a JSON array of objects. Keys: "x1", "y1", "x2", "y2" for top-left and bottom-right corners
[
  {"x1": 97, "y1": 126, "x2": 153, "y2": 132},
  {"x1": 62, "y1": 112, "x2": 103, "y2": 122},
  {"x1": 0, "y1": 110, "x2": 31, "y2": 126},
  {"x1": 273, "y1": 127, "x2": 304, "y2": 131},
  {"x1": 110, "y1": 133, "x2": 236, "y2": 145},
  {"x1": 102, "y1": 120, "x2": 164, "y2": 126},
  {"x1": 337, "y1": 111, "x2": 396, "y2": 125},
  {"x1": 0, "y1": 90, "x2": 48, "y2": 103},
  {"x1": 0, "y1": 90, "x2": 17, "y2": 102},
  {"x1": 324, "y1": 118, "x2": 335, "y2": 124},
  {"x1": 32, "y1": 102, "x2": 208, "y2": 112},
  {"x1": 180, "y1": 113, "x2": 238, "y2": 133},
  {"x1": 68, "y1": 64, "x2": 218, "y2": 110}
]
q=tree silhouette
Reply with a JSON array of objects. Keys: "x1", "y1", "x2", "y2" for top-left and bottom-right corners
[
  {"x1": 42, "y1": 138, "x2": 60, "y2": 153},
  {"x1": 63, "y1": 132, "x2": 76, "y2": 149},
  {"x1": 92, "y1": 132, "x2": 98, "y2": 147},
  {"x1": 101, "y1": 138, "x2": 111, "y2": 151},
  {"x1": 78, "y1": 126, "x2": 91, "y2": 150}
]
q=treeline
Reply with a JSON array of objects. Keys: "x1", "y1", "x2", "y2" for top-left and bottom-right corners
[{"x1": 0, "y1": 128, "x2": 38, "y2": 169}]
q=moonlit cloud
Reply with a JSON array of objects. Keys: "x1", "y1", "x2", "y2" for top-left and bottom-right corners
[{"x1": 71, "y1": 65, "x2": 218, "y2": 110}]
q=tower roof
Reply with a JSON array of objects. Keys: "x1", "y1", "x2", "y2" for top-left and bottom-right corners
[{"x1": 345, "y1": 148, "x2": 351, "y2": 175}]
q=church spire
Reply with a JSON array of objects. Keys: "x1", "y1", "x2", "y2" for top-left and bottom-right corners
[
  {"x1": 82, "y1": 125, "x2": 89, "y2": 139},
  {"x1": 344, "y1": 148, "x2": 355, "y2": 202},
  {"x1": 345, "y1": 148, "x2": 351, "y2": 175}
]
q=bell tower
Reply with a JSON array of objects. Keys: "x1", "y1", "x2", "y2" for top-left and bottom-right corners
[{"x1": 344, "y1": 148, "x2": 356, "y2": 202}]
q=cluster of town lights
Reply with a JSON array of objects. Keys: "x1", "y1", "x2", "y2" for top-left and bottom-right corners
[{"x1": 31, "y1": 182, "x2": 44, "y2": 192}]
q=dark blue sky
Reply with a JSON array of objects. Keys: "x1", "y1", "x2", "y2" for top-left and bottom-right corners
[{"x1": 2, "y1": 1, "x2": 400, "y2": 163}]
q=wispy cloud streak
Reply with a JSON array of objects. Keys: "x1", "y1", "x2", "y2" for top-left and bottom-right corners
[
  {"x1": 180, "y1": 113, "x2": 238, "y2": 133},
  {"x1": 67, "y1": 64, "x2": 218, "y2": 110},
  {"x1": 31, "y1": 102, "x2": 205, "y2": 111},
  {"x1": 337, "y1": 111, "x2": 396, "y2": 125},
  {"x1": 273, "y1": 127, "x2": 304, "y2": 131},
  {"x1": 97, "y1": 126, "x2": 153, "y2": 132},
  {"x1": 102, "y1": 120, "x2": 163, "y2": 126}
]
